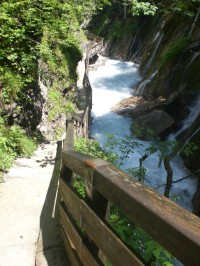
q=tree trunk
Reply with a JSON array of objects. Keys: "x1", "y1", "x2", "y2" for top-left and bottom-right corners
[
  {"x1": 164, "y1": 156, "x2": 173, "y2": 198},
  {"x1": 192, "y1": 176, "x2": 200, "y2": 217},
  {"x1": 162, "y1": 114, "x2": 200, "y2": 198},
  {"x1": 138, "y1": 153, "x2": 149, "y2": 182}
]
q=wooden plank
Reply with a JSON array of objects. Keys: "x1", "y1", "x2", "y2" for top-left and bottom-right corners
[
  {"x1": 60, "y1": 205, "x2": 83, "y2": 258},
  {"x1": 60, "y1": 178, "x2": 82, "y2": 226},
  {"x1": 60, "y1": 204, "x2": 103, "y2": 266},
  {"x1": 83, "y1": 159, "x2": 109, "y2": 218},
  {"x1": 59, "y1": 177, "x2": 144, "y2": 266},
  {"x1": 62, "y1": 150, "x2": 110, "y2": 178},
  {"x1": 93, "y1": 164, "x2": 200, "y2": 266},
  {"x1": 63, "y1": 122, "x2": 74, "y2": 151},
  {"x1": 82, "y1": 202, "x2": 144, "y2": 266},
  {"x1": 61, "y1": 227, "x2": 82, "y2": 266}
]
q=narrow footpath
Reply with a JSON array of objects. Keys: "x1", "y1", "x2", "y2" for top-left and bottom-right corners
[{"x1": 0, "y1": 141, "x2": 69, "y2": 266}]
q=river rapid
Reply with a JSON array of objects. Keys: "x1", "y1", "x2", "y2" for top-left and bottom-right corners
[{"x1": 89, "y1": 56, "x2": 197, "y2": 211}]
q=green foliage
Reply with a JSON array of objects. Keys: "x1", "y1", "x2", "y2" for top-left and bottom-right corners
[
  {"x1": 159, "y1": 37, "x2": 192, "y2": 69},
  {"x1": 131, "y1": 123, "x2": 156, "y2": 140},
  {"x1": 182, "y1": 141, "x2": 199, "y2": 156},
  {"x1": 129, "y1": 0, "x2": 200, "y2": 17},
  {"x1": 130, "y1": 1, "x2": 158, "y2": 16},
  {"x1": 126, "y1": 166, "x2": 146, "y2": 182},
  {"x1": 109, "y1": 207, "x2": 174, "y2": 265},
  {"x1": 0, "y1": 118, "x2": 36, "y2": 180},
  {"x1": 105, "y1": 133, "x2": 141, "y2": 165},
  {"x1": 0, "y1": 0, "x2": 110, "y2": 106},
  {"x1": 66, "y1": 101, "x2": 76, "y2": 114},
  {"x1": 7, "y1": 125, "x2": 36, "y2": 157},
  {"x1": 75, "y1": 137, "x2": 118, "y2": 164},
  {"x1": 108, "y1": 21, "x2": 125, "y2": 39},
  {"x1": 0, "y1": 69, "x2": 23, "y2": 103},
  {"x1": 107, "y1": 17, "x2": 138, "y2": 40},
  {"x1": 74, "y1": 137, "x2": 118, "y2": 198},
  {"x1": 73, "y1": 175, "x2": 86, "y2": 198},
  {"x1": 48, "y1": 88, "x2": 63, "y2": 120},
  {"x1": 166, "y1": 0, "x2": 200, "y2": 17},
  {"x1": 47, "y1": 84, "x2": 75, "y2": 121}
]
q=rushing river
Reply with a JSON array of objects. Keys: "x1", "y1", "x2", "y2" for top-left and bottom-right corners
[{"x1": 89, "y1": 56, "x2": 197, "y2": 211}]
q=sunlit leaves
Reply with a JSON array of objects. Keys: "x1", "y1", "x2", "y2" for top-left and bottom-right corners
[
  {"x1": 0, "y1": 0, "x2": 111, "y2": 104},
  {"x1": 130, "y1": 0, "x2": 158, "y2": 16}
]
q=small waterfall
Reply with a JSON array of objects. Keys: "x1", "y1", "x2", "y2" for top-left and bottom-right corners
[
  {"x1": 186, "y1": 51, "x2": 200, "y2": 70},
  {"x1": 143, "y1": 21, "x2": 165, "y2": 75},
  {"x1": 143, "y1": 33, "x2": 163, "y2": 74},
  {"x1": 128, "y1": 29, "x2": 140, "y2": 61},
  {"x1": 134, "y1": 70, "x2": 158, "y2": 95},
  {"x1": 186, "y1": 126, "x2": 200, "y2": 144},
  {"x1": 174, "y1": 95, "x2": 200, "y2": 139},
  {"x1": 188, "y1": 6, "x2": 200, "y2": 37}
]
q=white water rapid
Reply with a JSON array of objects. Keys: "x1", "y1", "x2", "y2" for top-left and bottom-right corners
[
  {"x1": 89, "y1": 56, "x2": 197, "y2": 211},
  {"x1": 174, "y1": 94, "x2": 200, "y2": 139}
]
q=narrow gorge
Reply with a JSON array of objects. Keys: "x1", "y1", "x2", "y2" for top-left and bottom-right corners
[{"x1": 1, "y1": 1, "x2": 200, "y2": 265}]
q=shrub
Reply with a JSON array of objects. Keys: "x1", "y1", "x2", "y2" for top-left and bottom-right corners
[{"x1": 0, "y1": 118, "x2": 37, "y2": 180}]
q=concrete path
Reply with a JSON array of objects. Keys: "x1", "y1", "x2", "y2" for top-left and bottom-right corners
[{"x1": 0, "y1": 141, "x2": 69, "y2": 266}]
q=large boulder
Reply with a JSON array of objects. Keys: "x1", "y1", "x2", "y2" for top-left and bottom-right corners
[
  {"x1": 112, "y1": 96, "x2": 148, "y2": 117},
  {"x1": 133, "y1": 110, "x2": 174, "y2": 140},
  {"x1": 112, "y1": 95, "x2": 177, "y2": 119}
]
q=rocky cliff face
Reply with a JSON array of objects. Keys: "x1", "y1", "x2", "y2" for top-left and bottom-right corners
[{"x1": 131, "y1": 12, "x2": 200, "y2": 173}]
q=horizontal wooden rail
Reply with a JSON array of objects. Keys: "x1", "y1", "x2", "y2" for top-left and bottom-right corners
[{"x1": 61, "y1": 150, "x2": 200, "y2": 266}]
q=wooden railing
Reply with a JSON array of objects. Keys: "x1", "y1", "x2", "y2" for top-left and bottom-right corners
[{"x1": 59, "y1": 118, "x2": 200, "y2": 266}]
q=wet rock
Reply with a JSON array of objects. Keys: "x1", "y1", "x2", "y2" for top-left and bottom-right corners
[
  {"x1": 112, "y1": 96, "x2": 148, "y2": 116},
  {"x1": 112, "y1": 95, "x2": 171, "y2": 118},
  {"x1": 133, "y1": 110, "x2": 174, "y2": 140}
]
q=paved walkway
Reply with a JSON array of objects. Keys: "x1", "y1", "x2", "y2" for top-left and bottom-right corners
[{"x1": 0, "y1": 141, "x2": 69, "y2": 266}]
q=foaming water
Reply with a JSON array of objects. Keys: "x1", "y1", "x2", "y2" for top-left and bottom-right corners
[
  {"x1": 89, "y1": 57, "x2": 197, "y2": 211},
  {"x1": 90, "y1": 58, "x2": 140, "y2": 116}
]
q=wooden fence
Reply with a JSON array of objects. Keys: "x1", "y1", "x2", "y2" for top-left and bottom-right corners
[{"x1": 59, "y1": 116, "x2": 200, "y2": 266}]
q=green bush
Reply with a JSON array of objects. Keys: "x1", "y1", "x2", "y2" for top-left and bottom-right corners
[
  {"x1": 47, "y1": 84, "x2": 76, "y2": 121},
  {"x1": 74, "y1": 137, "x2": 118, "y2": 197},
  {"x1": 0, "y1": 118, "x2": 36, "y2": 180},
  {"x1": 109, "y1": 207, "x2": 174, "y2": 265},
  {"x1": 75, "y1": 137, "x2": 118, "y2": 164},
  {"x1": 7, "y1": 125, "x2": 37, "y2": 157}
]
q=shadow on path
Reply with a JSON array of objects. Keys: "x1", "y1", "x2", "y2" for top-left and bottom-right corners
[{"x1": 36, "y1": 141, "x2": 70, "y2": 266}]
